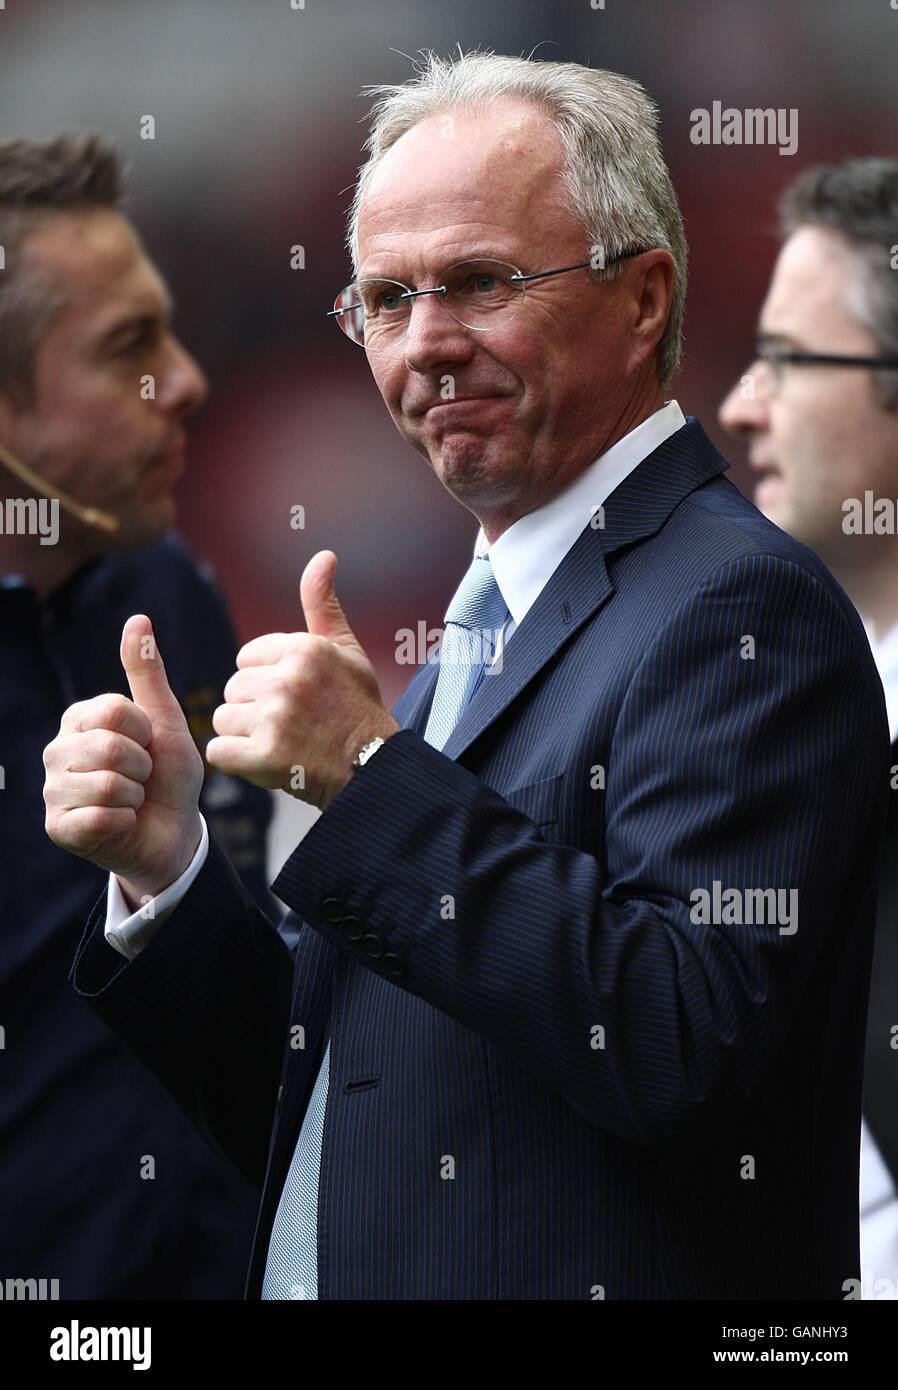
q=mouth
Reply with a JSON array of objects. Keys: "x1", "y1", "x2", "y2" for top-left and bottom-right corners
[
  {"x1": 422, "y1": 395, "x2": 510, "y2": 419},
  {"x1": 749, "y1": 450, "x2": 780, "y2": 477}
]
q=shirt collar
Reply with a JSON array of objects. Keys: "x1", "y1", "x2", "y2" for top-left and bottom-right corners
[
  {"x1": 472, "y1": 400, "x2": 686, "y2": 627},
  {"x1": 862, "y1": 614, "x2": 898, "y2": 745}
]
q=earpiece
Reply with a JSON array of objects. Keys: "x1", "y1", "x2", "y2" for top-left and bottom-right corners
[{"x1": 0, "y1": 441, "x2": 118, "y2": 533}]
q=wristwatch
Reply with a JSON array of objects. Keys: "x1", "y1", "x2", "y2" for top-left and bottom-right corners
[{"x1": 351, "y1": 736, "x2": 386, "y2": 770}]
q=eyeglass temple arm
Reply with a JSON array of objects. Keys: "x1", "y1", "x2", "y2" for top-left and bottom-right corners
[
  {"x1": 758, "y1": 348, "x2": 898, "y2": 368},
  {"x1": 511, "y1": 247, "x2": 646, "y2": 285}
]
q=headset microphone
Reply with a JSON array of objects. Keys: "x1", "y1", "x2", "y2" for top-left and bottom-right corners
[{"x1": 0, "y1": 441, "x2": 118, "y2": 534}]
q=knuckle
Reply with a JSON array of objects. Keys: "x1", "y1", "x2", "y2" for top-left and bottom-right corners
[
  {"x1": 282, "y1": 650, "x2": 307, "y2": 684},
  {"x1": 99, "y1": 769, "x2": 122, "y2": 802},
  {"x1": 257, "y1": 726, "x2": 283, "y2": 765},
  {"x1": 133, "y1": 779, "x2": 146, "y2": 808},
  {"x1": 98, "y1": 731, "x2": 121, "y2": 765},
  {"x1": 98, "y1": 694, "x2": 132, "y2": 731},
  {"x1": 269, "y1": 702, "x2": 295, "y2": 742},
  {"x1": 61, "y1": 699, "x2": 88, "y2": 728},
  {"x1": 86, "y1": 803, "x2": 130, "y2": 841},
  {"x1": 79, "y1": 805, "x2": 109, "y2": 841},
  {"x1": 306, "y1": 633, "x2": 330, "y2": 668},
  {"x1": 47, "y1": 807, "x2": 82, "y2": 850}
]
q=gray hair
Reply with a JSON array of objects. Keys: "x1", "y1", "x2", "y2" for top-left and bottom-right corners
[
  {"x1": 0, "y1": 132, "x2": 124, "y2": 401},
  {"x1": 347, "y1": 49, "x2": 688, "y2": 384},
  {"x1": 779, "y1": 158, "x2": 898, "y2": 410}
]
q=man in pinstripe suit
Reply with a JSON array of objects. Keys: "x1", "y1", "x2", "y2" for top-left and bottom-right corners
[{"x1": 46, "y1": 55, "x2": 888, "y2": 1298}]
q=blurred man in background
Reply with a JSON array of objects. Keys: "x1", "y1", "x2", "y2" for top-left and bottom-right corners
[
  {"x1": 0, "y1": 133, "x2": 274, "y2": 1297},
  {"x1": 719, "y1": 157, "x2": 898, "y2": 1298}
]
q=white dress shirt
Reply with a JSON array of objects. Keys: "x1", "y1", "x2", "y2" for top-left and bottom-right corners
[
  {"x1": 104, "y1": 399, "x2": 687, "y2": 955},
  {"x1": 858, "y1": 614, "x2": 898, "y2": 1297}
]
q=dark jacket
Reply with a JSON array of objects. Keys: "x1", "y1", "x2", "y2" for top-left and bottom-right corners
[{"x1": 1, "y1": 536, "x2": 273, "y2": 1298}]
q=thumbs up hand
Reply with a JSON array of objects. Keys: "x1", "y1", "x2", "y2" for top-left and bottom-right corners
[
  {"x1": 206, "y1": 550, "x2": 399, "y2": 809},
  {"x1": 42, "y1": 615, "x2": 204, "y2": 905}
]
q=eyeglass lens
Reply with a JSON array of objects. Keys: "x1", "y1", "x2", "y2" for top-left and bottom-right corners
[{"x1": 333, "y1": 259, "x2": 524, "y2": 345}]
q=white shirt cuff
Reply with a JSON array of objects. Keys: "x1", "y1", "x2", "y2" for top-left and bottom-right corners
[{"x1": 104, "y1": 815, "x2": 210, "y2": 961}]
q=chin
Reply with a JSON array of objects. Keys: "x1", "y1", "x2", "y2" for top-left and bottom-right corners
[
  {"x1": 752, "y1": 489, "x2": 791, "y2": 531},
  {"x1": 434, "y1": 434, "x2": 512, "y2": 491},
  {"x1": 769, "y1": 503, "x2": 799, "y2": 536},
  {"x1": 114, "y1": 497, "x2": 177, "y2": 550}
]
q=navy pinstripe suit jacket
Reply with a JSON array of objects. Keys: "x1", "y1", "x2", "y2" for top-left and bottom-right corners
[{"x1": 73, "y1": 418, "x2": 889, "y2": 1299}]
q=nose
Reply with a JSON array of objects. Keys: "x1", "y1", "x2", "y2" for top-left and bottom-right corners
[
  {"x1": 158, "y1": 335, "x2": 209, "y2": 417},
  {"x1": 402, "y1": 291, "x2": 476, "y2": 375},
  {"x1": 718, "y1": 362, "x2": 771, "y2": 437}
]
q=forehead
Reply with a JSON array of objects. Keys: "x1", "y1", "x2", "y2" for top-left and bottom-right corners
[
  {"x1": 23, "y1": 207, "x2": 169, "y2": 322},
  {"x1": 763, "y1": 225, "x2": 863, "y2": 333},
  {"x1": 357, "y1": 98, "x2": 579, "y2": 271}
]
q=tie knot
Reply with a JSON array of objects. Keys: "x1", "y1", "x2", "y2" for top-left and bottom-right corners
[{"x1": 444, "y1": 554, "x2": 507, "y2": 633}]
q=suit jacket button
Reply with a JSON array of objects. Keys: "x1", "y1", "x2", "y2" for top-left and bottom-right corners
[
  {"x1": 322, "y1": 896, "x2": 345, "y2": 923},
  {"x1": 340, "y1": 913, "x2": 365, "y2": 941},
  {"x1": 361, "y1": 933, "x2": 384, "y2": 958},
  {"x1": 381, "y1": 952, "x2": 403, "y2": 977}
]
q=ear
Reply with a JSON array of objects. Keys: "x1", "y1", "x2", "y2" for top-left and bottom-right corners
[{"x1": 627, "y1": 249, "x2": 676, "y2": 374}]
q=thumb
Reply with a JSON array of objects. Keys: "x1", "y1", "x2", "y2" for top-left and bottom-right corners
[
  {"x1": 120, "y1": 615, "x2": 184, "y2": 726},
  {"x1": 300, "y1": 550, "x2": 361, "y2": 650}
]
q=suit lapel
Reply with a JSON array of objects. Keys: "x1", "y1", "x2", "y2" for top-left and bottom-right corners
[
  {"x1": 391, "y1": 653, "x2": 440, "y2": 734},
  {"x1": 439, "y1": 417, "x2": 729, "y2": 763}
]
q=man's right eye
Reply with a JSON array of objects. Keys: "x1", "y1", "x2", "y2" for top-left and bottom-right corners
[{"x1": 373, "y1": 289, "x2": 405, "y2": 313}]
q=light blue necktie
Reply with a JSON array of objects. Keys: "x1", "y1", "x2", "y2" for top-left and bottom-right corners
[{"x1": 261, "y1": 554, "x2": 508, "y2": 1299}]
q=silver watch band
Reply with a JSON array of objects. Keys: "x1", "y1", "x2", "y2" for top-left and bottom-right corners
[{"x1": 351, "y1": 735, "x2": 386, "y2": 770}]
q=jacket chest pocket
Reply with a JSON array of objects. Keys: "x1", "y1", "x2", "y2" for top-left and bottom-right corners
[{"x1": 501, "y1": 771, "x2": 563, "y2": 829}]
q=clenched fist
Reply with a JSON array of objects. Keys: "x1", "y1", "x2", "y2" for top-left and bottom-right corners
[
  {"x1": 206, "y1": 549, "x2": 399, "y2": 808},
  {"x1": 42, "y1": 614, "x2": 204, "y2": 907}
]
